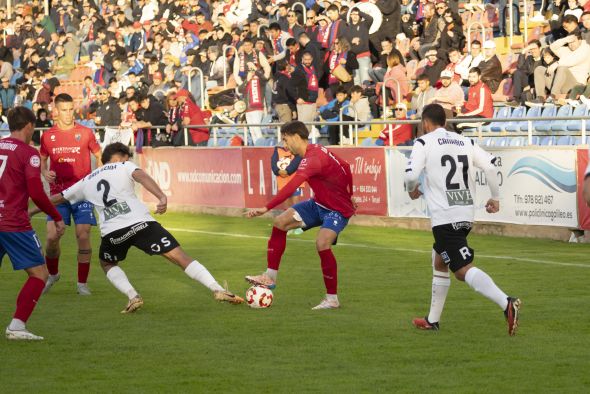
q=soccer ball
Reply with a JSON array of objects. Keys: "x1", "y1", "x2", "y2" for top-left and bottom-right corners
[
  {"x1": 277, "y1": 157, "x2": 291, "y2": 171},
  {"x1": 246, "y1": 286, "x2": 274, "y2": 309}
]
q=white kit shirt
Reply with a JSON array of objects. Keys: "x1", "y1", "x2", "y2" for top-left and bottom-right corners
[
  {"x1": 62, "y1": 161, "x2": 155, "y2": 236},
  {"x1": 404, "y1": 128, "x2": 499, "y2": 227}
]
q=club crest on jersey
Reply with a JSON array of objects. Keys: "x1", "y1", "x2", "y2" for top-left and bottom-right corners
[
  {"x1": 75, "y1": 133, "x2": 82, "y2": 141},
  {"x1": 29, "y1": 156, "x2": 40, "y2": 167},
  {"x1": 50, "y1": 135, "x2": 56, "y2": 141},
  {"x1": 440, "y1": 251, "x2": 451, "y2": 263}
]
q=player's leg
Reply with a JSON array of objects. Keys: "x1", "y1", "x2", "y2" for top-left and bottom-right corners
[
  {"x1": 161, "y1": 246, "x2": 244, "y2": 304},
  {"x1": 43, "y1": 218, "x2": 65, "y2": 294},
  {"x1": 101, "y1": 259, "x2": 144, "y2": 314},
  {"x1": 75, "y1": 223, "x2": 93, "y2": 295},
  {"x1": 413, "y1": 250, "x2": 450, "y2": 330}
]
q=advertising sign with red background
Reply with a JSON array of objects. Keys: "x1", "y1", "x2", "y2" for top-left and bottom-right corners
[
  {"x1": 138, "y1": 148, "x2": 245, "y2": 207},
  {"x1": 331, "y1": 147, "x2": 388, "y2": 216},
  {"x1": 577, "y1": 149, "x2": 590, "y2": 229}
]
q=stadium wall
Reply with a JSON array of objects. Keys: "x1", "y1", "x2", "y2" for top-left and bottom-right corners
[{"x1": 137, "y1": 146, "x2": 588, "y2": 241}]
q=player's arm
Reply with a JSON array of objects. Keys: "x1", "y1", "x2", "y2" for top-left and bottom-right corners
[
  {"x1": 247, "y1": 172, "x2": 309, "y2": 218},
  {"x1": 94, "y1": 149, "x2": 103, "y2": 167},
  {"x1": 132, "y1": 168, "x2": 167, "y2": 214},
  {"x1": 404, "y1": 138, "x2": 427, "y2": 199},
  {"x1": 473, "y1": 143, "x2": 500, "y2": 213}
]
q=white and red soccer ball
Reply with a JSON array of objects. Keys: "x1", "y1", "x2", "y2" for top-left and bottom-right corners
[{"x1": 246, "y1": 286, "x2": 273, "y2": 309}]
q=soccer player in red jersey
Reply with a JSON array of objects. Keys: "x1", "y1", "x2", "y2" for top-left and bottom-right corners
[
  {"x1": 39, "y1": 94, "x2": 102, "y2": 295},
  {"x1": 246, "y1": 121, "x2": 355, "y2": 309},
  {"x1": 1, "y1": 107, "x2": 65, "y2": 340}
]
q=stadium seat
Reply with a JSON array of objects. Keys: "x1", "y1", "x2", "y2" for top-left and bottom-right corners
[
  {"x1": 513, "y1": 106, "x2": 542, "y2": 132},
  {"x1": 555, "y1": 136, "x2": 572, "y2": 145},
  {"x1": 508, "y1": 137, "x2": 526, "y2": 147},
  {"x1": 266, "y1": 138, "x2": 277, "y2": 146},
  {"x1": 217, "y1": 138, "x2": 229, "y2": 146},
  {"x1": 539, "y1": 136, "x2": 555, "y2": 146},
  {"x1": 495, "y1": 137, "x2": 508, "y2": 147},
  {"x1": 207, "y1": 138, "x2": 216, "y2": 147},
  {"x1": 502, "y1": 106, "x2": 527, "y2": 132},
  {"x1": 488, "y1": 106, "x2": 511, "y2": 132},
  {"x1": 254, "y1": 137, "x2": 267, "y2": 146},
  {"x1": 574, "y1": 136, "x2": 586, "y2": 145},
  {"x1": 482, "y1": 137, "x2": 495, "y2": 147},
  {"x1": 550, "y1": 105, "x2": 574, "y2": 132},
  {"x1": 527, "y1": 136, "x2": 540, "y2": 145},
  {"x1": 566, "y1": 104, "x2": 590, "y2": 132},
  {"x1": 374, "y1": 138, "x2": 385, "y2": 146},
  {"x1": 533, "y1": 105, "x2": 558, "y2": 132},
  {"x1": 361, "y1": 137, "x2": 374, "y2": 146}
]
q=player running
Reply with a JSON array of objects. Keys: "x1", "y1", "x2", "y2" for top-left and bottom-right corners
[
  {"x1": 31, "y1": 143, "x2": 243, "y2": 313},
  {"x1": 246, "y1": 120, "x2": 355, "y2": 310},
  {"x1": 1, "y1": 107, "x2": 66, "y2": 340},
  {"x1": 404, "y1": 104, "x2": 521, "y2": 336},
  {"x1": 40, "y1": 93, "x2": 102, "y2": 295}
]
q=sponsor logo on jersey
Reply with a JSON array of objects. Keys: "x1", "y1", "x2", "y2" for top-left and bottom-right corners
[
  {"x1": 109, "y1": 221, "x2": 148, "y2": 245},
  {"x1": 30, "y1": 155, "x2": 40, "y2": 167},
  {"x1": 75, "y1": 133, "x2": 81, "y2": 141},
  {"x1": 58, "y1": 157, "x2": 76, "y2": 163},
  {"x1": 451, "y1": 221, "x2": 472, "y2": 231},
  {"x1": 52, "y1": 146, "x2": 81, "y2": 154},
  {"x1": 445, "y1": 189, "x2": 473, "y2": 206},
  {"x1": 104, "y1": 201, "x2": 132, "y2": 221},
  {"x1": 50, "y1": 135, "x2": 56, "y2": 141}
]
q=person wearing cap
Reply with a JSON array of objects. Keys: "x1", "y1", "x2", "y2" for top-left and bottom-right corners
[
  {"x1": 420, "y1": 49, "x2": 447, "y2": 87},
  {"x1": 477, "y1": 40, "x2": 502, "y2": 94},
  {"x1": 147, "y1": 71, "x2": 171, "y2": 99},
  {"x1": 378, "y1": 102, "x2": 413, "y2": 146},
  {"x1": 429, "y1": 69, "x2": 464, "y2": 120}
]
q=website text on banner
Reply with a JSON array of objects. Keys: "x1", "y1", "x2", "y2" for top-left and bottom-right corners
[
  {"x1": 577, "y1": 149, "x2": 590, "y2": 230},
  {"x1": 139, "y1": 148, "x2": 245, "y2": 207},
  {"x1": 387, "y1": 148, "x2": 578, "y2": 227}
]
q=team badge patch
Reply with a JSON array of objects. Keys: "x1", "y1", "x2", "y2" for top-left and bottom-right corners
[
  {"x1": 30, "y1": 156, "x2": 40, "y2": 167},
  {"x1": 440, "y1": 251, "x2": 451, "y2": 264},
  {"x1": 75, "y1": 133, "x2": 81, "y2": 141}
]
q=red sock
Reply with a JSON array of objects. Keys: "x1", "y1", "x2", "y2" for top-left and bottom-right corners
[
  {"x1": 78, "y1": 262, "x2": 90, "y2": 284},
  {"x1": 45, "y1": 256, "x2": 59, "y2": 275},
  {"x1": 14, "y1": 277, "x2": 46, "y2": 323},
  {"x1": 319, "y1": 249, "x2": 338, "y2": 295},
  {"x1": 267, "y1": 227, "x2": 287, "y2": 270}
]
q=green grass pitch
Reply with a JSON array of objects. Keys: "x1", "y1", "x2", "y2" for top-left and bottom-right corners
[{"x1": 1, "y1": 213, "x2": 589, "y2": 392}]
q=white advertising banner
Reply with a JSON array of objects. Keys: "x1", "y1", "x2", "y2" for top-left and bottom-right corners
[
  {"x1": 102, "y1": 127, "x2": 133, "y2": 148},
  {"x1": 387, "y1": 147, "x2": 578, "y2": 227}
]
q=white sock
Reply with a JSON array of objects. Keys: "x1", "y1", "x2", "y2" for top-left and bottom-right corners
[
  {"x1": 265, "y1": 268, "x2": 278, "y2": 281},
  {"x1": 428, "y1": 272, "x2": 451, "y2": 323},
  {"x1": 465, "y1": 267, "x2": 509, "y2": 310},
  {"x1": 326, "y1": 294, "x2": 339, "y2": 303},
  {"x1": 8, "y1": 318, "x2": 25, "y2": 331},
  {"x1": 184, "y1": 261, "x2": 224, "y2": 292},
  {"x1": 106, "y1": 266, "x2": 138, "y2": 300}
]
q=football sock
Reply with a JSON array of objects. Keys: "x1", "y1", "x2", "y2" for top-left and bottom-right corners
[
  {"x1": 106, "y1": 266, "x2": 138, "y2": 300},
  {"x1": 326, "y1": 294, "x2": 339, "y2": 303},
  {"x1": 465, "y1": 267, "x2": 509, "y2": 310},
  {"x1": 318, "y1": 249, "x2": 338, "y2": 295},
  {"x1": 8, "y1": 318, "x2": 26, "y2": 331},
  {"x1": 78, "y1": 262, "x2": 90, "y2": 284},
  {"x1": 428, "y1": 270, "x2": 451, "y2": 324},
  {"x1": 184, "y1": 261, "x2": 224, "y2": 292},
  {"x1": 267, "y1": 227, "x2": 287, "y2": 271},
  {"x1": 13, "y1": 277, "x2": 45, "y2": 323},
  {"x1": 265, "y1": 268, "x2": 278, "y2": 281},
  {"x1": 45, "y1": 256, "x2": 59, "y2": 276}
]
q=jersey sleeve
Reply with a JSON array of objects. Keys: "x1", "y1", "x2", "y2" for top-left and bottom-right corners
[
  {"x1": 472, "y1": 144, "x2": 500, "y2": 199},
  {"x1": 62, "y1": 179, "x2": 86, "y2": 204},
  {"x1": 23, "y1": 150, "x2": 42, "y2": 180},
  {"x1": 123, "y1": 161, "x2": 140, "y2": 179},
  {"x1": 404, "y1": 138, "x2": 427, "y2": 191},
  {"x1": 296, "y1": 153, "x2": 322, "y2": 179}
]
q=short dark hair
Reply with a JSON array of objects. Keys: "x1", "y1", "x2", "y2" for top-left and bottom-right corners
[
  {"x1": 417, "y1": 74, "x2": 430, "y2": 82},
  {"x1": 563, "y1": 14, "x2": 579, "y2": 24},
  {"x1": 276, "y1": 59, "x2": 289, "y2": 71},
  {"x1": 286, "y1": 37, "x2": 297, "y2": 47},
  {"x1": 471, "y1": 40, "x2": 482, "y2": 47},
  {"x1": 421, "y1": 104, "x2": 446, "y2": 128},
  {"x1": 327, "y1": 4, "x2": 339, "y2": 13},
  {"x1": 529, "y1": 39, "x2": 542, "y2": 48},
  {"x1": 281, "y1": 120, "x2": 309, "y2": 140},
  {"x1": 269, "y1": 22, "x2": 281, "y2": 31},
  {"x1": 469, "y1": 67, "x2": 481, "y2": 76},
  {"x1": 54, "y1": 93, "x2": 73, "y2": 105},
  {"x1": 101, "y1": 142, "x2": 133, "y2": 163},
  {"x1": 336, "y1": 85, "x2": 348, "y2": 95},
  {"x1": 350, "y1": 85, "x2": 363, "y2": 94},
  {"x1": 8, "y1": 106, "x2": 36, "y2": 132}
]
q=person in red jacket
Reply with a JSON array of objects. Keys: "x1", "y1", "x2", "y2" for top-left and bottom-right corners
[
  {"x1": 176, "y1": 89, "x2": 209, "y2": 146},
  {"x1": 246, "y1": 121, "x2": 355, "y2": 310},
  {"x1": 379, "y1": 102, "x2": 414, "y2": 146},
  {"x1": 455, "y1": 67, "x2": 493, "y2": 132}
]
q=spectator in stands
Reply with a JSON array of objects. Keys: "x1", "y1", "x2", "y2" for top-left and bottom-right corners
[
  {"x1": 478, "y1": 40, "x2": 502, "y2": 94},
  {"x1": 373, "y1": 0, "x2": 402, "y2": 51},
  {"x1": 205, "y1": 46, "x2": 226, "y2": 88},
  {"x1": 132, "y1": 94, "x2": 168, "y2": 146},
  {"x1": 291, "y1": 51, "x2": 319, "y2": 130},
  {"x1": 410, "y1": 2, "x2": 439, "y2": 60},
  {"x1": 272, "y1": 60, "x2": 296, "y2": 123},
  {"x1": 298, "y1": 32, "x2": 324, "y2": 78},
  {"x1": 564, "y1": 0, "x2": 584, "y2": 20},
  {"x1": 444, "y1": 48, "x2": 464, "y2": 84},
  {"x1": 456, "y1": 67, "x2": 494, "y2": 131},
  {"x1": 438, "y1": 7, "x2": 465, "y2": 54},
  {"x1": 94, "y1": 88, "x2": 122, "y2": 127},
  {"x1": 319, "y1": 85, "x2": 351, "y2": 145},
  {"x1": 420, "y1": 49, "x2": 446, "y2": 87},
  {"x1": 455, "y1": 40, "x2": 484, "y2": 87},
  {"x1": 581, "y1": 11, "x2": 590, "y2": 43},
  {"x1": 378, "y1": 102, "x2": 413, "y2": 146},
  {"x1": 326, "y1": 37, "x2": 358, "y2": 98},
  {"x1": 531, "y1": 32, "x2": 590, "y2": 104},
  {"x1": 369, "y1": 37, "x2": 404, "y2": 84},
  {"x1": 0, "y1": 58, "x2": 14, "y2": 82},
  {"x1": 429, "y1": 69, "x2": 464, "y2": 119},
  {"x1": 382, "y1": 52, "x2": 410, "y2": 104},
  {"x1": 147, "y1": 71, "x2": 170, "y2": 100},
  {"x1": 51, "y1": 44, "x2": 75, "y2": 79},
  {"x1": 268, "y1": 22, "x2": 290, "y2": 64},
  {"x1": 549, "y1": 13, "x2": 579, "y2": 44},
  {"x1": 345, "y1": 6, "x2": 373, "y2": 86},
  {"x1": 285, "y1": 38, "x2": 302, "y2": 69},
  {"x1": 177, "y1": 89, "x2": 210, "y2": 146},
  {"x1": 0, "y1": 77, "x2": 16, "y2": 113},
  {"x1": 33, "y1": 108, "x2": 52, "y2": 146},
  {"x1": 410, "y1": 74, "x2": 437, "y2": 120},
  {"x1": 165, "y1": 91, "x2": 183, "y2": 141},
  {"x1": 285, "y1": 9, "x2": 304, "y2": 39},
  {"x1": 509, "y1": 40, "x2": 543, "y2": 105}
]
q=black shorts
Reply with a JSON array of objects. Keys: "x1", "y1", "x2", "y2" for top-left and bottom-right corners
[
  {"x1": 99, "y1": 221, "x2": 180, "y2": 264},
  {"x1": 432, "y1": 222, "x2": 474, "y2": 272}
]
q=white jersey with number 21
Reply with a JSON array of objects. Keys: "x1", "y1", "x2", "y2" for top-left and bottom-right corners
[
  {"x1": 62, "y1": 161, "x2": 155, "y2": 236},
  {"x1": 405, "y1": 128, "x2": 498, "y2": 227}
]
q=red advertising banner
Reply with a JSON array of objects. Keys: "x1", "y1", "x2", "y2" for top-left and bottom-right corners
[
  {"x1": 577, "y1": 149, "x2": 590, "y2": 229},
  {"x1": 331, "y1": 147, "x2": 388, "y2": 216},
  {"x1": 138, "y1": 148, "x2": 245, "y2": 207}
]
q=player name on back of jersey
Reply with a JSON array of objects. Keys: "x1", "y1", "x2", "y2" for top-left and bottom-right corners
[
  {"x1": 0, "y1": 141, "x2": 18, "y2": 151},
  {"x1": 437, "y1": 138, "x2": 465, "y2": 146}
]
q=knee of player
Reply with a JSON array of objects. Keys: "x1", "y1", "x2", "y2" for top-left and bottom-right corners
[
  {"x1": 100, "y1": 260, "x2": 117, "y2": 273},
  {"x1": 315, "y1": 238, "x2": 332, "y2": 251},
  {"x1": 75, "y1": 230, "x2": 92, "y2": 242},
  {"x1": 272, "y1": 217, "x2": 290, "y2": 231},
  {"x1": 453, "y1": 268, "x2": 467, "y2": 281}
]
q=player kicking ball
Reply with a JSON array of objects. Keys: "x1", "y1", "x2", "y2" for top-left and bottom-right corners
[
  {"x1": 404, "y1": 104, "x2": 521, "y2": 336},
  {"x1": 31, "y1": 143, "x2": 243, "y2": 313},
  {"x1": 246, "y1": 121, "x2": 355, "y2": 310}
]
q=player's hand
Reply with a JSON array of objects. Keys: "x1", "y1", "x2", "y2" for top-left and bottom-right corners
[
  {"x1": 54, "y1": 220, "x2": 66, "y2": 237},
  {"x1": 246, "y1": 207, "x2": 268, "y2": 218},
  {"x1": 408, "y1": 184, "x2": 423, "y2": 200},
  {"x1": 485, "y1": 198, "x2": 500, "y2": 213},
  {"x1": 155, "y1": 196, "x2": 167, "y2": 214},
  {"x1": 43, "y1": 170, "x2": 56, "y2": 183}
]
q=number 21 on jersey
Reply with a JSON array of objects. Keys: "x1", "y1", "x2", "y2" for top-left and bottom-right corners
[{"x1": 441, "y1": 154, "x2": 473, "y2": 206}]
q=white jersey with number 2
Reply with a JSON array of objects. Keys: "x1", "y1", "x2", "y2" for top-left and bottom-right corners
[
  {"x1": 405, "y1": 128, "x2": 499, "y2": 227},
  {"x1": 62, "y1": 161, "x2": 155, "y2": 236}
]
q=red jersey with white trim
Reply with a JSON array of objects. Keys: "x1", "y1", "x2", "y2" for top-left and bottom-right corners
[
  {"x1": 40, "y1": 123, "x2": 101, "y2": 194},
  {"x1": 265, "y1": 144, "x2": 354, "y2": 217},
  {"x1": 0, "y1": 138, "x2": 43, "y2": 231}
]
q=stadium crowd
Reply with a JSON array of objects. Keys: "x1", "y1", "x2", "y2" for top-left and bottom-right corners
[{"x1": 1, "y1": 0, "x2": 590, "y2": 146}]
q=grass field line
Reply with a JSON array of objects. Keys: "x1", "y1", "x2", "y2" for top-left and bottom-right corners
[{"x1": 167, "y1": 227, "x2": 590, "y2": 269}]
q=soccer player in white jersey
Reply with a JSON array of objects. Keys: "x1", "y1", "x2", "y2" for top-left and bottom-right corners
[
  {"x1": 32, "y1": 143, "x2": 243, "y2": 313},
  {"x1": 404, "y1": 104, "x2": 521, "y2": 336}
]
